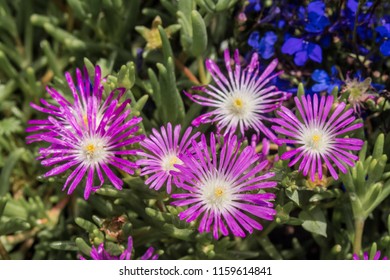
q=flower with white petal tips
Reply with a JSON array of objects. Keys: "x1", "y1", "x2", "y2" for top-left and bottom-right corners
[
  {"x1": 80, "y1": 236, "x2": 158, "y2": 260},
  {"x1": 353, "y1": 250, "x2": 388, "y2": 260},
  {"x1": 27, "y1": 66, "x2": 143, "y2": 199},
  {"x1": 272, "y1": 94, "x2": 364, "y2": 181},
  {"x1": 171, "y1": 133, "x2": 277, "y2": 239},
  {"x1": 185, "y1": 49, "x2": 290, "y2": 139},
  {"x1": 137, "y1": 123, "x2": 200, "y2": 193}
]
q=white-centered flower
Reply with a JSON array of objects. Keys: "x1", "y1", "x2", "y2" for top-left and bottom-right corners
[
  {"x1": 185, "y1": 49, "x2": 290, "y2": 139},
  {"x1": 137, "y1": 123, "x2": 200, "y2": 193},
  {"x1": 171, "y1": 133, "x2": 277, "y2": 239},
  {"x1": 199, "y1": 173, "x2": 234, "y2": 213},
  {"x1": 27, "y1": 66, "x2": 144, "y2": 200},
  {"x1": 273, "y1": 94, "x2": 364, "y2": 181},
  {"x1": 77, "y1": 135, "x2": 111, "y2": 166}
]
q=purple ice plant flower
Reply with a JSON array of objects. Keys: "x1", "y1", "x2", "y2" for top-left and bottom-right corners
[
  {"x1": 250, "y1": 135, "x2": 278, "y2": 171},
  {"x1": 170, "y1": 133, "x2": 277, "y2": 239},
  {"x1": 272, "y1": 94, "x2": 364, "y2": 181},
  {"x1": 281, "y1": 37, "x2": 322, "y2": 66},
  {"x1": 185, "y1": 49, "x2": 289, "y2": 140},
  {"x1": 26, "y1": 66, "x2": 144, "y2": 199},
  {"x1": 80, "y1": 236, "x2": 158, "y2": 260},
  {"x1": 137, "y1": 123, "x2": 200, "y2": 194},
  {"x1": 353, "y1": 250, "x2": 388, "y2": 260}
]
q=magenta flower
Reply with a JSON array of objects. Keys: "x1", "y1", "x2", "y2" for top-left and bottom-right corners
[
  {"x1": 184, "y1": 49, "x2": 290, "y2": 139},
  {"x1": 353, "y1": 250, "x2": 388, "y2": 260},
  {"x1": 137, "y1": 123, "x2": 200, "y2": 193},
  {"x1": 272, "y1": 94, "x2": 364, "y2": 181},
  {"x1": 171, "y1": 133, "x2": 277, "y2": 239},
  {"x1": 250, "y1": 135, "x2": 278, "y2": 170},
  {"x1": 26, "y1": 66, "x2": 144, "y2": 199},
  {"x1": 80, "y1": 236, "x2": 158, "y2": 260}
]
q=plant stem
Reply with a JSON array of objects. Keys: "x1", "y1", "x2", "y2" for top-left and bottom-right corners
[
  {"x1": 353, "y1": 217, "x2": 365, "y2": 254},
  {"x1": 0, "y1": 239, "x2": 10, "y2": 260},
  {"x1": 174, "y1": 58, "x2": 200, "y2": 85},
  {"x1": 257, "y1": 235, "x2": 283, "y2": 260},
  {"x1": 259, "y1": 221, "x2": 277, "y2": 238},
  {"x1": 197, "y1": 56, "x2": 207, "y2": 85}
]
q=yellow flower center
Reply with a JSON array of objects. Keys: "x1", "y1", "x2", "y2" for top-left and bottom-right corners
[
  {"x1": 234, "y1": 98, "x2": 243, "y2": 109},
  {"x1": 169, "y1": 156, "x2": 178, "y2": 166},
  {"x1": 307, "y1": 134, "x2": 323, "y2": 150},
  {"x1": 79, "y1": 137, "x2": 110, "y2": 165},
  {"x1": 312, "y1": 134, "x2": 321, "y2": 144},
  {"x1": 85, "y1": 144, "x2": 96, "y2": 155},
  {"x1": 162, "y1": 154, "x2": 182, "y2": 172},
  {"x1": 214, "y1": 187, "x2": 224, "y2": 197}
]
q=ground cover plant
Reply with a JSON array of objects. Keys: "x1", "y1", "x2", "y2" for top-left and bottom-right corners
[{"x1": 0, "y1": 0, "x2": 389, "y2": 260}]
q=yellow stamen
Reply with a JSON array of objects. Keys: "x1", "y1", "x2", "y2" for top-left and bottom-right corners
[
  {"x1": 86, "y1": 144, "x2": 95, "y2": 155},
  {"x1": 169, "y1": 156, "x2": 178, "y2": 166},
  {"x1": 312, "y1": 134, "x2": 321, "y2": 143},
  {"x1": 234, "y1": 98, "x2": 243, "y2": 108},
  {"x1": 214, "y1": 188, "x2": 224, "y2": 197}
]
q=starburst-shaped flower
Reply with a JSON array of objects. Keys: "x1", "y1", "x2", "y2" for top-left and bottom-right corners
[
  {"x1": 27, "y1": 66, "x2": 144, "y2": 199},
  {"x1": 171, "y1": 133, "x2": 277, "y2": 239},
  {"x1": 272, "y1": 94, "x2": 364, "y2": 181},
  {"x1": 80, "y1": 236, "x2": 158, "y2": 260},
  {"x1": 137, "y1": 123, "x2": 200, "y2": 193},
  {"x1": 353, "y1": 250, "x2": 388, "y2": 260},
  {"x1": 185, "y1": 49, "x2": 290, "y2": 139}
]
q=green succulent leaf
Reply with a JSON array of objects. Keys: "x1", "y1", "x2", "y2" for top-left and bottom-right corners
[
  {"x1": 0, "y1": 218, "x2": 30, "y2": 235},
  {"x1": 299, "y1": 207, "x2": 327, "y2": 237}
]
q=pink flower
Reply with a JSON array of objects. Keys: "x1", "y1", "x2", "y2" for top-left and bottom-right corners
[
  {"x1": 27, "y1": 66, "x2": 143, "y2": 199},
  {"x1": 80, "y1": 236, "x2": 158, "y2": 260},
  {"x1": 272, "y1": 94, "x2": 364, "y2": 181},
  {"x1": 185, "y1": 49, "x2": 289, "y2": 139},
  {"x1": 171, "y1": 133, "x2": 277, "y2": 239},
  {"x1": 137, "y1": 123, "x2": 199, "y2": 193}
]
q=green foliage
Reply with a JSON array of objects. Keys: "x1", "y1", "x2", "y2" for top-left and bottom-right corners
[
  {"x1": 299, "y1": 207, "x2": 327, "y2": 238},
  {"x1": 0, "y1": 0, "x2": 388, "y2": 261},
  {"x1": 341, "y1": 134, "x2": 390, "y2": 220}
]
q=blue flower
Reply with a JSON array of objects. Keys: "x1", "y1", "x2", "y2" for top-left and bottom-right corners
[
  {"x1": 304, "y1": 1, "x2": 330, "y2": 33},
  {"x1": 347, "y1": 0, "x2": 373, "y2": 15},
  {"x1": 305, "y1": 13, "x2": 330, "y2": 33},
  {"x1": 344, "y1": 0, "x2": 374, "y2": 32},
  {"x1": 376, "y1": 24, "x2": 390, "y2": 56},
  {"x1": 311, "y1": 67, "x2": 342, "y2": 93},
  {"x1": 245, "y1": 0, "x2": 261, "y2": 13},
  {"x1": 248, "y1": 31, "x2": 278, "y2": 59},
  {"x1": 307, "y1": 0, "x2": 326, "y2": 14},
  {"x1": 278, "y1": 19, "x2": 286, "y2": 29},
  {"x1": 281, "y1": 37, "x2": 322, "y2": 66},
  {"x1": 272, "y1": 76, "x2": 297, "y2": 95}
]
